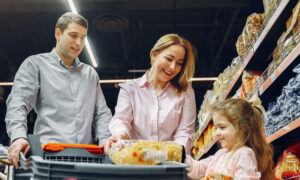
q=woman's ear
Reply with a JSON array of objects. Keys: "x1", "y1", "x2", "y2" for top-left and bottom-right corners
[{"x1": 151, "y1": 50, "x2": 158, "y2": 59}]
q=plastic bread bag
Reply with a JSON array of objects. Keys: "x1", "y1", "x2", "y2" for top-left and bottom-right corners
[
  {"x1": 235, "y1": 34, "x2": 246, "y2": 57},
  {"x1": 108, "y1": 140, "x2": 185, "y2": 165},
  {"x1": 245, "y1": 13, "x2": 263, "y2": 40},
  {"x1": 200, "y1": 173, "x2": 233, "y2": 180}
]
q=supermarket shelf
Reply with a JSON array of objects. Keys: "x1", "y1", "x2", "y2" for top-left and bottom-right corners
[
  {"x1": 221, "y1": 0, "x2": 290, "y2": 100},
  {"x1": 221, "y1": 60, "x2": 247, "y2": 100},
  {"x1": 267, "y1": 117, "x2": 300, "y2": 143},
  {"x1": 196, "y1": 137, "x2": 218, "y2": 160},
  {"x1": 259, "y1": 43, "x2": 300, "y2": 95},
  {"x1": 253, "y1": 0, "x2": 290, "y2": 51},
  {"x1": 194, "y1": 114, "x2": 211, "y2": 141}
]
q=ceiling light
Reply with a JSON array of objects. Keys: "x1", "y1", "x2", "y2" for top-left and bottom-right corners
[
  {"x1": 191, "y1": 77, "x2": 217, "y2": 81},
  {"x1": 67, "y1": 0, "x2": 78, "y2": 14},
  {"x1": 128, "y1": 69, "x2": 148, "y2": 73},
  {"x1": 67, "y1": 0, "x2": 98, "y2": 68},
  {"x1": 0, "y1": 82, "x2": 13, "y2": 86}
]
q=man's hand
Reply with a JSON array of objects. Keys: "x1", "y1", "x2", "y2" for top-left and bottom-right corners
[{"x1": 8, "y1": 138, "x2": 30, "y2": 169}]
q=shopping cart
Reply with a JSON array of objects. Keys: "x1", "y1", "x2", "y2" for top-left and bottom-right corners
[
  {"x1": 16, "y1": 135, "x2": 189, "y2": 180},
  {"x1": 0, "y1": 145, "x2": 12, "y2": 180}
]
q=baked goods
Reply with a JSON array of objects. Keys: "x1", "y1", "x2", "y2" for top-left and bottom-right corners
[{"x1": 110, "y1": 140, "x2": 184, "y2": 165}]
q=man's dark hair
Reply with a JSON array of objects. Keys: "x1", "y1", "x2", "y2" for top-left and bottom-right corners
[{"x1": 55, "y1": 12, "x2": 88, "y2": 33}]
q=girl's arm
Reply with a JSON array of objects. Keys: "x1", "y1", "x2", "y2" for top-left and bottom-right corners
[{"x1": 185, "y1": 154, "x2": 212, "y2": 179}]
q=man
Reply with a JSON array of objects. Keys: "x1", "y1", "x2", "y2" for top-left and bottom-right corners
[{"x1": 5, "y1": 12, "x2": 112, "y2": 168}]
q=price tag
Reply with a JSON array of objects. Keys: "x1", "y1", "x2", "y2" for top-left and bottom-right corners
[
  {"x1": 270, "y1": 73, "x2": 276, "y2": 83},
  {"x1": 243, "y1": 58, "x2": 248, "y2": 66},
  {"x1": 259, "y1": 86, "x2": 263, "y2": 95}
]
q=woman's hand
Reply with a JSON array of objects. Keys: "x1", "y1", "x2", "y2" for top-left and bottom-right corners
[{"x1": 104, "y1": 133, "x2": 130, "y2": 154}]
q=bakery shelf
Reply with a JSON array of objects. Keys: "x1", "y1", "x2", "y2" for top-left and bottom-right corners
[
  {"x1": 259, "y1": 43, "x2": 300, "y2": 95},
  {"x1": 221, "y1": 0, "x2": 291, "y2": 100},
  {"x1": 194, "y1": 114, "x2": 211, "y2": 142},
  {"x1": 195, "y1": 137, "x2": 218, "y2": 160}
]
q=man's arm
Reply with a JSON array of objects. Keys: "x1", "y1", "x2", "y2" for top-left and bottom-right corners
[
  {"x1": 5, "y1": 57, "x2": 40, "y2": 168},
  {"x1": 93, "y1": 81, "x2": 112, "y2": 145}
]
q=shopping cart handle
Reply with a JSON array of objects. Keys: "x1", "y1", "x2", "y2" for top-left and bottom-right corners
[{"x1": 19, "y1": 152, "x2": 32, "y2": 170}]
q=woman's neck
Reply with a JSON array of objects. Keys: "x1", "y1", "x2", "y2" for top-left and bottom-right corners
[{"x1": 147, "y1": 70, "x2": 167, "y2": 94}]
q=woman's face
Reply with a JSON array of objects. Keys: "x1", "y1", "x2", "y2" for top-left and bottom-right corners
[
  {"x1": 151, "y1": 44, "x2": 185, "y2": 83},
  {"x1": 212, "y1": 112, "x2": 242, "y2": 151}
]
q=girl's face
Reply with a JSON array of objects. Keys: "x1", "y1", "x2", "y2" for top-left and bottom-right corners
[
  {"x1": 151, "y1": 44, "x2": 185, "y2": 83},
  {"x1": 212, "y1": 112, "x2": 242, "y2": 151}
]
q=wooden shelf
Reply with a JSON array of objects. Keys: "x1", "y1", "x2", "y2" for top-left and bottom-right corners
[
  {"x1": 267, "y1": 117, "x2": 300, "y2": 143},
  {"x1": 259, "y1": 43, "x2": 300, "y2": 95},
  {"x1": 221, "y1": 0, "x2": 291, "y2": 100}
]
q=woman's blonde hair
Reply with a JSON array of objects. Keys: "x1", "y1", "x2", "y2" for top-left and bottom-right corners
[
  {"x1": 150, "y1": 34, "x2": 196, "y2": 94},
  {"x1": 210, "y1": 98, "x2": 274, "y2": 180}
]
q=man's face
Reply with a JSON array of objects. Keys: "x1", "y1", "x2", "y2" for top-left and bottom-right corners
[{"x1": 55, "y1": 22, "x2": 87, "y2": 62}]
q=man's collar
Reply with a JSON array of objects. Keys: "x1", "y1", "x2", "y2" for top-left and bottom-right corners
[{"x1": 51, "y1": 48, "x2": 80, "y2": 69}]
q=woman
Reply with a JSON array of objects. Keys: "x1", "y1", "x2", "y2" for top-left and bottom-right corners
[{"x1": 107, "y1": 33, "x2": 197, "y2": 154}]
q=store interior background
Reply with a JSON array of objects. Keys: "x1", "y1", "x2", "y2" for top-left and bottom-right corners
[{"x1": 0, "y1": 0, "x2": 266, "y2": 137}]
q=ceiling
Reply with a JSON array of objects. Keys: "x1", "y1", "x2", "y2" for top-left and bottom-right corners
[{"x1": 0, "y1": 0, "x2": 264, "y2": 113}]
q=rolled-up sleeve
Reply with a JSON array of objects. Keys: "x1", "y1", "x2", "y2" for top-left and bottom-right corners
[
  {"x1": 5, "y1": 57, "x2": 40, "y2": 142},
  {"x1": 173, "y1": 85, "x2": 196, "y2": 153},
  {"x1": 93, "y1": 80, "x2": 112, "y2": 144}
]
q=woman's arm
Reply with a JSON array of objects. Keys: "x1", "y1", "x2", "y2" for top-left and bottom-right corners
[
  {"x1": 109, "y1": 83, "x2": 134, "y2": 138},
  {"x1": 173, "y1": 85, "x2": 196, "y2": 153}
]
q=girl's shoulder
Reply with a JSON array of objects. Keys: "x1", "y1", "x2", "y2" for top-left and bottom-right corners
[
  {"x1": 232, "y1": 146, "x2": 256, "y2": 161},
  {"x1": 215, "y1": 147, "x2": 255, "y2": 159},
  {"x1": 235, "y1": 146, "x2": 255, "y2": 155}
]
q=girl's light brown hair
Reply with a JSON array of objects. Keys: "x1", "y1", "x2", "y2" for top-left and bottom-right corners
[
  {"x1": 150, "y1": 34, "x2": 196, "y2": 95},
  {"x1": 210, "y1": 98, "x2": 274, "y2": 180}
]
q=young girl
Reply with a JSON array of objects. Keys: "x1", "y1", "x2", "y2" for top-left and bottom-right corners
[{"x1": 185, "y1": 98, "x2": 274, "y2": 180}]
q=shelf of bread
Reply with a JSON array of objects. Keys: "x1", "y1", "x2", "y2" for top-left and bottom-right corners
[
  {"x1": 253, "y1": 0, "x2": 290, "y2": 50},
  {"x1": 220, "y1": 0, "x2": 290, "y2": 100},
  {"x1": 259, "y1": 38, "x2": 300, "y2": 95},
  {"x1": 267, "y1": 117, "x2": 300, "y2": 143},
  {"x1": 194, "y1": 114, "x2": 211, "y2": 142},
  {"x1": 194, "y1": 91, "x2": 216, "y2": 142},
  {"x1": 193, "y1": 123, "x2": 218, "y2": 160},
  {"x1": 194, "y1": 136, "x2": 218, "y2": 160},
  {"x1": 192, "y1": 0, "x2": 300, "y2": 163}
]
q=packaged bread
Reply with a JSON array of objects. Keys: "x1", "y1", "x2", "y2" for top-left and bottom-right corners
[
  {"x1": 200, "y1": 173, "x2": 233, "y2": 180},
  {"x1": 263, "y1": 0, "x2": 275, "y2": 16},
  {"x1": 236, "y1": 13, "x2": 263, "y2": 58},
  {"x1": 109, "y1": 140, "x2": 185, "y2": 165}
]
